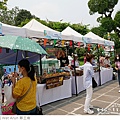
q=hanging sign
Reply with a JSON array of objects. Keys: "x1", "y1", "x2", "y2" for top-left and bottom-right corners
[
  {"x1": 44, "y1": 38, "x2": 48, "y2": 47},
  {"x1": 78, "y1": 42, "x2": 81, "y2": 47},
  {"x1": 0, "y1": 24, "x2": 2, "y2": 34},
  {"x1": 62, "y1": 40, "x2": 65, "y2": 47},
  {"x1": 44, "y1": 30, "x2": 62, "y2": 40},
  {"x1": 104, "y1": 40, "x2": 110, "y2": 46},
  {"x1": 82, "y1": 37, "x2": 92, "y2": 44},
  {"x1": 53, "y1": 39, "x2": 57, "y2": 46},
  {"x1": 70, "y1": 40, "x2": 73, "y2": 47}
]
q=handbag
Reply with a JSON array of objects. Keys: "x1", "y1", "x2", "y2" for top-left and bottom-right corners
[
  {"x1": 92, "y1": 77, "x2": 97, "y2": 88},
  {"x1": 12, "y1": 80, "x2": 32, "y2": 114},
  {"x1": 1, "y1": 102, "x2": 15, "y2": 115}
]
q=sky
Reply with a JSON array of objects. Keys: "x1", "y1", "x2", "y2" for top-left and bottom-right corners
[{"x1": 7, "y1": 0, "x2": 120, "y2": 28}]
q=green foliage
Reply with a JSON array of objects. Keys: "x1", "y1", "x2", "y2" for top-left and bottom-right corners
[
  {"x1": 0, "y1": 7, "x2": 19, "y2": 25},
  {"x1": 100, "y1": 17, "x2": 116, "y2": 32},
  {"x1": 76, "y1": 47, "x2": 86, "y2": 57},
  {"x1": 88, "y1": 0, "x2": 120, "y2": 49},
  {"x1": 110, "y1": 33, "x2": 120, "y2": 49},
  {"x1": 15, "y1": 9, "x2": 33, "y2": 26},
  {"x1": 94, "y1": 47, "x2": 105, "y2": 58},
  {"x1": 114, "y1": 11, "x2": 120, "y2": 37},
  {"x1": 104, "y1": 33, "x2": 120, "y2": 50},
  {"x1": 88, "y1": 0, "x2": 118, "y2": 18},
  {"x1": 114, "y1": 11, "x2": 120, "y2": 28},
  {"x1": 0, "y1": 0, "x2": 8, "y2": 10},
  {"x1": 91, "y1": 26, "x2": 107, "y2": 37},
  {"x1": 70, "y1": 23, "x2": 90, "y2": 35},
  {"x1": 19, "y1": 18, "x2": 31, "y2": 27},
  {"x1": 47, "y1": 21, "x2": 70, "y2": 32}
]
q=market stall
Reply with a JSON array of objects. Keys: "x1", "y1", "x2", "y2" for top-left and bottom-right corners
[
  {"x1": 71, "y1": 67, "x2": 100, "y2": 94},
  {"x1": 101, "y1": 67, "x2": 113, "y2": 85},
  {"x1": 37, "y1": 78, "x2": 72, "y2": 106}
]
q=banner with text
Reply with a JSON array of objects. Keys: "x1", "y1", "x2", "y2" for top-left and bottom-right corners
[{"x1": 44, "y1": 30, "x2": 62, "y2": 40}]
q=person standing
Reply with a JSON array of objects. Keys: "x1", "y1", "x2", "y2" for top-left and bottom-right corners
[
  {"x1": 11, "y1": 59, "x2": 37, "y2": 115},
  {"x1": 80, "y1": 54, "x2": 94, "y2": 114},
  {"x1": 57, "y1": 50, "x2": 69, "y2": 67},
  {"x1": 103, "y1": 56, "x2": 111, "y2": 68},
  {"x1": 115, "y1": 54, "x2": 120, "y2": 93},
  {"x1": 99, "y1": 55, "x2": 105, "y2": 67}
]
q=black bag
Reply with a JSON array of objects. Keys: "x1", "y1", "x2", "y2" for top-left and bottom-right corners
[
  {"x1": 36, "y1": 106, "x2": 43, "y2": 115},
  {"x1": 92, "y1": 77, "x2": 97, "y2": 88},
  {"x1": 12, "y1": 102, "x2": 16, "y2": 114}
]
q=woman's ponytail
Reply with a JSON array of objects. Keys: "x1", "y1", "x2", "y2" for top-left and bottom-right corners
[{"x1": 28, "y1": 65, "x2": 35, "y2": 81}]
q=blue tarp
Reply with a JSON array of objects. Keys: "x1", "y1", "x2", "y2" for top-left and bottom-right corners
[{"x1": 0, "y1": 48, "x2": 42, "y2": 65}]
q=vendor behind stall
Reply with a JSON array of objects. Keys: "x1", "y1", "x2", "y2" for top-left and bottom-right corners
[
  {"x1": 103, "y1": 56, "x2": 111, "y2": 68},
  {"x1": 99, "y1": 55, "x2": 105, "y2": 67},
  {"x1": 57, "y1": 50, "x2": 69, "y2": 67}
]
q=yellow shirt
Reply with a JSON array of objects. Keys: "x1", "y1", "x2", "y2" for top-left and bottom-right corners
[{"x1": 13, "y1": 77, "x2": 37, "y2": 111}]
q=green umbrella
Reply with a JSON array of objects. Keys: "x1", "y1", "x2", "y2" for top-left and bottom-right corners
[{"x1": 0, "y1": 35, "x2": 48, "y2": 55}]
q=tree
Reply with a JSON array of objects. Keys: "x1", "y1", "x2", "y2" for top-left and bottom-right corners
[
  {"x1": 0, "y1": 0, "x2": 8, "y2": 10},
  {"x1": 114, "y1": 11, "x2": 120, "y2": 37},
  {"x1": 91, "y1": 26, "x2": 107, "y2": 38},
  {"x1": 70, "y1": 23, "x2": 90, "y2": 35},
  {"x1": 88, "y1": 0, "x2": 118, "y2": 19},
  {"x1": 15, "y1": 9, "x2": 33, "y2": 26},
  {"x1": 47, "y1": 21, "x2": 70, "y2": 32},
  {"x1": 104, "y1": 33, "x2": 120, "y2": 49},
  {"x1": 100, "y1": 17, "x2": 116, "y2": 32},
  {"x1": 0, "y1": 7, "x2": 19, "y2": 25}
]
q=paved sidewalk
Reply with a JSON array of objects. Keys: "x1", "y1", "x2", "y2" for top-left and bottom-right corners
[{"x1": 41, "y1": 79, "x2": 120, "y2": 115}]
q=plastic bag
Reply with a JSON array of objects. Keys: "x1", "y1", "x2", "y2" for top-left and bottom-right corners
[{"x1": 4, "y1": 85, "x2": 16, "y2": 104}]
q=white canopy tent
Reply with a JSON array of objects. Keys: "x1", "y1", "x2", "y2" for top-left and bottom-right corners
[
  {"x1": 0, "y1": 22, "x2": 26, "y2": 37},
  {"x1": 23, "y1": 19, "x2": 60, "y2": 32},
  {"x1": 61, "y1": 26, "x2": 83, "y2": 42},
  {"x1": 0, "y1": 20, "x2": 114, "y2": 46},
  {"x1": 84, "y1": 32, "x2": 114, "y2": 46},
  {"x1": 23, "y1": 19, "x2": 72, "y2": 40}
]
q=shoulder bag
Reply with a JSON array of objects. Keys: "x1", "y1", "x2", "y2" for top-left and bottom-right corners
[
  {"x1": 12, "y1": 80, "x2": 32, "y2": 114},
  {"x1": 92, "y1": 77, "x2": 97, "y2": 88}
]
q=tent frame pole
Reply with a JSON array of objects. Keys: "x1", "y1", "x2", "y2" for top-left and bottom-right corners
[
  {"x1": 97, "y1": 44, "x2": 101, "y2": 86},
  {"x1": 72, "y1": 41, "x2": 78, "y2": 96},
  {"x1": 40, "y1": 54, "x2": 42, "y2": 76},
  {"x1": 14, "y1": 50, "x2": 18, "y2": 72}
]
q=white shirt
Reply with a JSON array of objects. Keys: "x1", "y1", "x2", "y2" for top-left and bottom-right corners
[
  {"x1": 80, "y1": 62, "x2": 94, "y2": 89},
  {"x1": 104, "y1": 59, "x2": 110, "y2": 66}
]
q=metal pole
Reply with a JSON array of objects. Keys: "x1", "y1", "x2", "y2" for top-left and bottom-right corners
[
  {"x1": 97, "y1": 44, "x2": 101, "y2": 86},
  {"x1": 14, "y1": 50, "x2": 18, "y2": 72},
  {"x1": 72, "y1": 41, "x2": 78, "y2": 96},
  {"x1": 40, "y1": 54, "x2": 42, "y2": 75}
]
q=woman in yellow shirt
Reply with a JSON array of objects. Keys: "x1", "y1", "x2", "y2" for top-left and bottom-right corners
[{"x1": 11, "y1": 59, "x2": 37, "y2": 115}]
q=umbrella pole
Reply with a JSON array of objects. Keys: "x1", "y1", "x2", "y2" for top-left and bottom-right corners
[
  {"x1": 97, "y1": 44, "x2": 101, "y2": 86},
  {"x1": 40, "y1": 54, "x2": 42, "y2": 76},
  {"x1": 14, "y1": 50, "x2": 18, "y2": 72},
  {"x1": 72, "y1": 41, "x2": 78, "y2": 96}
]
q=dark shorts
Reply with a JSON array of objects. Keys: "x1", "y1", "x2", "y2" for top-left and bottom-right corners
[{"x1": 16, "y1": 106, "x2": 36, "y2": 115}]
